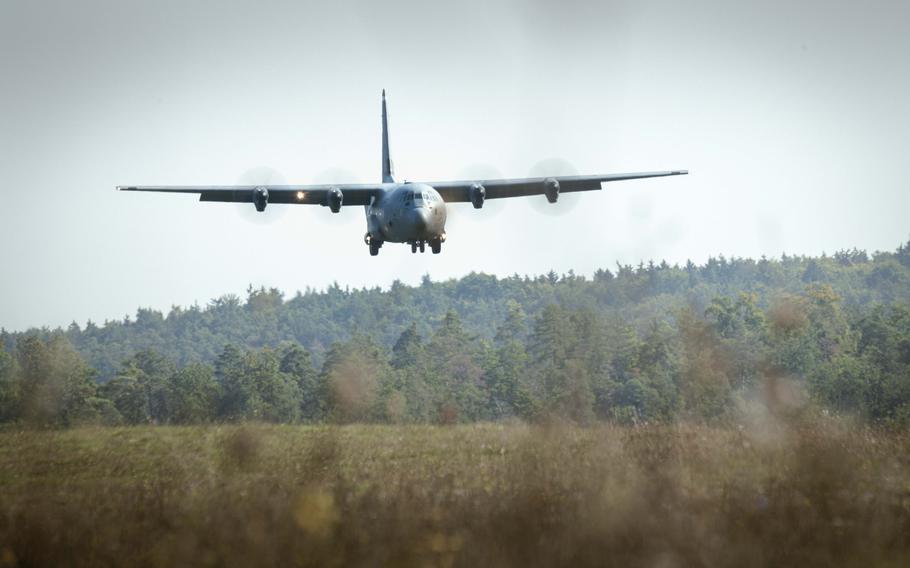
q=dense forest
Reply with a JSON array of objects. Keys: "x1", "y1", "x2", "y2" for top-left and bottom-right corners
[{"x1": 1, "y1": 240, "x2": 909, "y2": 427}]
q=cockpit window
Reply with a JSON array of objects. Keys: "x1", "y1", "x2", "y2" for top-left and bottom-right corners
[{"x1": 403, "y1": 189, "x2": 432, "y2": 207}]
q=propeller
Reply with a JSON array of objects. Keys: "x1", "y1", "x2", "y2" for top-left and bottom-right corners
[
  {"x1": 235, "y1": 166, "x2": 289, "y2": 225},
  {"x1": 444, "y1": 163, "x2": 507, "y2": 230},
  {"x1": 309, "y1": 167, "x2": 363, "y2": 225},
  {"x1": 527, "y1": 158, "x2": 582, "y2": 217}
]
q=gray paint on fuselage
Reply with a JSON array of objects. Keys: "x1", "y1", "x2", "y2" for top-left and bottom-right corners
[{"x1": 366, "y1": 183, "x2": 446, "y2": 243}]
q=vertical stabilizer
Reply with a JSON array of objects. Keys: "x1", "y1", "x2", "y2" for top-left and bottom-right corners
[{"x1": 381, "y1": 90, "x2": 394, "y2": 183}]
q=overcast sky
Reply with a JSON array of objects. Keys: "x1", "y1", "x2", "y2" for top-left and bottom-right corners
[{"x1": 1, "y1": 0, "x2": 908, "y2": 331}]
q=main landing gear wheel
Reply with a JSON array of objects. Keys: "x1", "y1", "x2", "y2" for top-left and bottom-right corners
[
  {"x1": 430, "y1": 239, "x2": 442, "y2": 254},
  {"x1": 419, "y1": 241, "x2": 425, "y2": 253},
  {"x1": 365, "y1": 233, "x2": 383, "y2": 256},
  {"x1": 411, "y1": 242, "x2": 417, "y2": 254}
]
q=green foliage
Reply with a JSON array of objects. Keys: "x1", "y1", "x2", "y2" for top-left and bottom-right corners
[
  {"x1": 810, "y1": 303, "x2": 910, "y2": 424},
  {"x1": 0, "y1": 349, "x2": 19, "y2": 422},
  {"x1": 486, "y1": 305, "x2": 533, "y2": 419},
  {"x1": 528, "y1": 305, "x2": 596, "y2": 423},
  {"x1": 677, "y1": 309, "x2": 733, "y2": 422},
  {"x1": 320, "y1": 333, "x2": 391, "y2": 423},
  {"x1": 101, "y1": 374, "x2": 148, "y2": 424},
  {"x1": 168, "y1": 363, "x2": 220, "y2": 423},
  {"x1": 279, "y1": 343, "x2": 320, "y2": 421},
  {"x1": 425, "y1": 311, "x2": 486, "y2": 422},
  {"x1": 216, "y1": 345, "x2": 302, "y2": 422},
  {"x1": 14, "y1": 335, "x2": 97, "y2": 426},
  {"x1": 3, "y1": 240, "x2": 910, "y2": 426}
]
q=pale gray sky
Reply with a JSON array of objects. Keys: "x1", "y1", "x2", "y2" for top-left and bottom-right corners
[{"x1": 1, "y1": 0, "x2": 908, "y2": 331}]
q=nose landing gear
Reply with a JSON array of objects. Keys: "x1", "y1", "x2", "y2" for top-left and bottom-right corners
[{"x1": 409, "y1": 240, "x2": 440, "y2": 254}]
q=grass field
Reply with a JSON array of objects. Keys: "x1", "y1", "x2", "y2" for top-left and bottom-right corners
[{"x1": 1, "y1": 419, "x2": 909, "y2": 567}]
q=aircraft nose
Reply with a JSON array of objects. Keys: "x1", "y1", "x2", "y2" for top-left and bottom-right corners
[{"x1": 409, "y1": 208, "x2": 430, "y2": 235}]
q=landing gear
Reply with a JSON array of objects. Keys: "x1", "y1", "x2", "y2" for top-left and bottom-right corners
[
  {"x1": 365, "y1": 233, "x2": 383, "y2": 256},
  {"x1": 407, "y1": 235, "x2": 444, "y2": 254},
  {"x1": 409, "y1": 240, "x2": 433, "y2": 254}
]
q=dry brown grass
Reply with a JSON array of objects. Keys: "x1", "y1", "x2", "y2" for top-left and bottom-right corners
[{"x1": 1, "y1": 419, "x2": 909, "y2": 567}]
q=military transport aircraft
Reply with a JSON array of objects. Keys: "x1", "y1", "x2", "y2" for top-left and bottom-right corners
[{"x1": 119, "y1": 92, "x2": 687, "y2": 256}]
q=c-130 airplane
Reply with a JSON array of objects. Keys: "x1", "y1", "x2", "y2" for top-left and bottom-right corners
[{"x1": 119, "y1": 91, "x2": 687, "y2": 256}]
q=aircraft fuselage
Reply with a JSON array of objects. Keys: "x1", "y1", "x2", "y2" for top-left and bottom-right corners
[{"x1": 365, "y1": 183, "x2": 446, "y2": 253}]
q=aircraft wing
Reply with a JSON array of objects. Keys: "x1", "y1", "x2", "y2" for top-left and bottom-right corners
[
  {"x1": 117, "y1": 184, "x2": 387, "y2": 206},
  {"x1": 426, "y1": 170, "x2": 688, "y2": 202}
]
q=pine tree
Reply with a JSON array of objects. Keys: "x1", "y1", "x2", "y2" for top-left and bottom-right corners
[
  {"x1": 123, "y1": 349, "x2": 176, "y2": 423},
  {"x1": 427, "y1": 311, "x2": 486, "y2": 422},
  {"x1": 16, "y1": 335, "x2": 97, "y2": 426},
  {"x1": 101, "y1": 371, "x2": 149, "y2": 424},
  {"x1": 246, "y1": 348, "x2": 301, "y2": 422},
  {"x1": 167, "y1": 363, "x2": 219, "y2": 423},
  {"x1": 391, "y1": 322, "x2": 423, "y2": 370},
  {"x1": 529, "y1": 305, "x2": 595, "y2": 423},
  {"x1": 216, "y1": 344, "x2": 260, "y2": 420},
  {"x1": 0, "y1": 349, "x2": 19, "y2": 422},
  {"x1": 486, "y1": 304, "x2": 533, "y2": 419},
  {"x1": 390, "y1": 323, "x2": 432, "y2": 422},
  {"x1": 279, "y1": 343, "x2": 320, "y2": 421}
]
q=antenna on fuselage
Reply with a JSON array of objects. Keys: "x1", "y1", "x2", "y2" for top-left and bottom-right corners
[{"x1": 381, "y1": 89, "x2": 395, "y2": 184}]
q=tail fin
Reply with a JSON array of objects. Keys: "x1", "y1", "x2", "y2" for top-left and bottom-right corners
[{"x1": 381, "y1": 89, "x2": 395, "y2": 183}]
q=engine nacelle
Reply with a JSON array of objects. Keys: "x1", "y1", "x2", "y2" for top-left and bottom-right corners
[
  {"x1": 470, "y1": 183, "x2": 486, "y2": 209},
  {"x1": 253, "y1": 186, "x2": 269, "y2": 212},
  {"x1": 544, "y1": 177, "x2": 560, "y2": 203},
  {"x1": 326, "y1": 187, "x2": 343, "y2": 213}
]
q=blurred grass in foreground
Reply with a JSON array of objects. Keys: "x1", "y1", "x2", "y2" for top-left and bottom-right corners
[{"x1": 1, "y1": 420, "x2": 909, "y2": 567}]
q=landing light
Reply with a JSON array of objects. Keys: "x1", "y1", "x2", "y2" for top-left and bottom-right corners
[{"x1": 296, "y1": 191, "x2": 305, "y2": 200}]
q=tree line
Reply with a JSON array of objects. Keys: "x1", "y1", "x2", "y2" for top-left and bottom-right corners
[{"x1": 1, "y1": 241, "x2": 908, "y2": 426}]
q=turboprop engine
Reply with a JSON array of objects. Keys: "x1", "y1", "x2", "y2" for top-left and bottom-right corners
[
  {"x1": 470, "y1": 183, "x2": 486, "y2": 209},
  {"x1": 253, "y1": 186, "x2": 269, "y2": 212},
  {"x1": 326, "y1": 187, "x2": 343, "y2": 213},
  {"x1": 544, "y1": 177, "x2": 560, "y2": 203}
]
